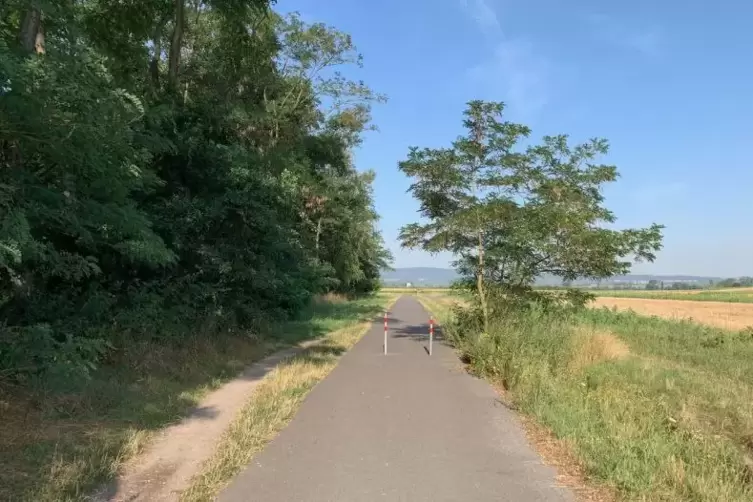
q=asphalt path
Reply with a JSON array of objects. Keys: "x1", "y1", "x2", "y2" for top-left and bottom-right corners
[{"x1": 219, "y1": 295, "x2": 574, "y2": 501}]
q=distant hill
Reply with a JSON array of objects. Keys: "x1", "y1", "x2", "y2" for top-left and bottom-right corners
[
  {"x1": 382, "y1": 268, "x2": 721, "y2": 288},
  {"x1": 381, "y1": 267, "x2": 459, "y2": 286}
]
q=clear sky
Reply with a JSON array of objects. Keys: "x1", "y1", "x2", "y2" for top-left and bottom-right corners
[{"x1": 278, "y1": 0, "x2": 753, "y2": 277}]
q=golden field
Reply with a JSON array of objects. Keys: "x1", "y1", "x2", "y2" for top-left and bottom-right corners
[{"x1": 592, "y1": 296, "x2": 753, "y2": 331}]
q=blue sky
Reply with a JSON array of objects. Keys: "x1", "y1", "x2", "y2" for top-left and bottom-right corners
[{"x1": 279, "y1": 0, "x2": 753, "y2": 277}]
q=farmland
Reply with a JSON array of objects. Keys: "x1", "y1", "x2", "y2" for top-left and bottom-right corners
[
  {"x1": 592, "y1": 296, "x2": 753, "y2": 331},
  {"x1": 587, "y1": 287, "x2": 753, "y2": 330},
  {"x1": 396, "y1": 286, "x2": 753, "y2": 331},
  {"x1": 588, "y1": 288, "x2": 753, "y2": 303},
  {"x1": 388, "y1": 286, "x2": 753, "y2": 304}
]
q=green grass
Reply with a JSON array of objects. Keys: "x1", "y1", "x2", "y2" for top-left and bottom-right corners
[
  {"x1": 0, "y1": 294, "x2": 393, "y2": 502},
  {"x1": 422, "y1": 293, "x2": 753, "y2": 501},
  {"x1": 585, "y1": 289, "x2": 753, "y2": 303}
]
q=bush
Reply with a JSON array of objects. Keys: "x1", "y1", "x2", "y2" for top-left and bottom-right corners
[{"x1": 446, "y1": 303, "x2": 572, "y2": 391}]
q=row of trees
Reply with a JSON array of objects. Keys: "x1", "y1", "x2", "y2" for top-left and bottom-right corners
[
  {"x1": 399, "y1": 101, "x2": 664, "y2": 329},
  {"x1": 1, "y1": 1, "x2": 390, "y2": 378},
  {"x1": 715, "y1": 277, "x2": 753, "y2": 288}
]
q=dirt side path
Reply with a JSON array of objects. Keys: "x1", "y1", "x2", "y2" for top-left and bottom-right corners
[
  {"x1": 592, "y1": 297, "x2": 753, "y2": 331},
  {"x1": 92, "y1": 339, "x2": 323, "y2": 502}
]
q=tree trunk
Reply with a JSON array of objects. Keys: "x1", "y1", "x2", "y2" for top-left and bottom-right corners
[
  {"x1": 168, "y1": 0, "x2": 185, "y2": 90},
  {"x1": 470, "y1": 115, "x2": 489, "y2": 333},
  {"x1": 19, "y1": 4, "x2": 44, "y2": 54},
  {"x1": 315, "y1": 217, "x2": 323, "y2": 256},
  {"x1": 150, "y1": 14, "x2": 170, "y2": 91},
  {"x1": 477, "y1": 229, "x2": 489, "y2": 333}
]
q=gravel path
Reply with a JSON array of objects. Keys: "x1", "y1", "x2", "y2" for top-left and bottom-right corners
[{"x1": 219, "y1": 295, "x2": 574, "y2": 502}]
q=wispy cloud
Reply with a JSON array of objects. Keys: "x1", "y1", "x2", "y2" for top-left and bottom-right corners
[
  {"x1": 586, "y1": 13, "x2": 663, "y2": 57},
  {"x1": 467, "y1": 40, "x2": 551, "y2": 117},
  {"x1": 458, "y1": 0, "x2": 554, "y2": 118},
  {"x1": 460, "y1": 0, "x2": 501, "y2": 37}
]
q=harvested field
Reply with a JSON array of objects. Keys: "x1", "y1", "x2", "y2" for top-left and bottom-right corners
[{"x1": 592, "y1": 296, "x2": 753, "y2": 331}]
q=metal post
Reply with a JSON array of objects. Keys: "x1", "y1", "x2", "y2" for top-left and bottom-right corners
[
  {"x1": 383, "y1": 311, "x2": 388, "y2": 355},
  {"x1": 429, "y1": 315, "x2": 434, "y2": 356}
]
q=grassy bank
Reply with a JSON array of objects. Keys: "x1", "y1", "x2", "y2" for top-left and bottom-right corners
[
  {"x1": 1, "y1": 294, "x2": 393, "y2": 502},
  {"x1": 422, "y1": 293, "x2": 753, "y2": 501}
]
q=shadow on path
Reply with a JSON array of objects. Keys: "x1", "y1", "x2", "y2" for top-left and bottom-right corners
[{"x1": 392, "y1": 323, "x2": 444, "y2": 342}]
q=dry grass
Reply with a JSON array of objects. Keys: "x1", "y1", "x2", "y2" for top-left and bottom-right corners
[
  {"x1": 314, "y1": 292, "x2": 348, "y2": 304},
  {"x1": 592, "y1": 297, "x2": 753, "y2": 331},
  {"x1": 414, "y1": 291, "x2": 468, "y2": 325},
  {"x1": 568, "y1": 327, "x2": 630, "y2": 373},
  {"x1": 180, "y1": 319, "x2": 378, "y2": 502}
]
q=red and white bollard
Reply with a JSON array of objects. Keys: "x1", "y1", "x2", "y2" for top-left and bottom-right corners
[
  {"x1": 429, "y1": 315, "x2": 434, "y2": 356},
  {"x1": 383, "y1": 311, "x2": 388, "y2": 355}
]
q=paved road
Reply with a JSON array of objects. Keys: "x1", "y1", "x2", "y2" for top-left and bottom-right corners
[{"x1": 219, "y1": 296, "x2": 573, "y2": 502}]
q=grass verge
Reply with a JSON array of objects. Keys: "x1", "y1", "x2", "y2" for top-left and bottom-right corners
[
  {"x1": 0, "y1": 293, "x2": 394, "y2": 502},
  {"x1": 181, "y1": 294, "x2": 397, "y2": 501},
  {"x1": 422, "y1": 293, "x2": 753, "y2": 501}
]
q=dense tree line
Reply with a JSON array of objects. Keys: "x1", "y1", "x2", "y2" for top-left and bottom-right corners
[
  {"x1": 0, "y1": 1, "x2": 390, "y2": 378},
  {"x1": 715, "y1": 277, "x2": 753, "y2": 288}
]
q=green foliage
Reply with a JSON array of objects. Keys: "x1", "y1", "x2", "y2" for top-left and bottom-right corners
[
  {"x1": 716, "y1": 277, "x2": 753, "y2": 288},
  {"x1": 0, "y1": 2, "x2": 389, "y2": 380},
  {"x1": 398, "y1": 101, "x2": 663, "y2": 322}
]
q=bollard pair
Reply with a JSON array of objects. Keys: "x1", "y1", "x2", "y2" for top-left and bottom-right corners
[
  {"x1": 382, "y1": 312, "x2": 434, "y2": 356},
  {"x1": 383, "y1": 311, "x2": 388, "y2": 355}
]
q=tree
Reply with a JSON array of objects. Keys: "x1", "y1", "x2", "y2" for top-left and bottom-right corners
[
  {"x1": 399, "y1": 101, "x2": 663, "y2": 327},
  {"x1": 646, "y1": 280, "x2": 660, "y2": 290},
  {"x1": 0, "y1": 0, "x2": 390, "y2": 379}
]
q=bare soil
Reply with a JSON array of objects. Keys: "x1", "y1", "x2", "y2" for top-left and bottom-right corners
[{"x1": 91, "y1": 340, "x2": 321, "y2": 502}]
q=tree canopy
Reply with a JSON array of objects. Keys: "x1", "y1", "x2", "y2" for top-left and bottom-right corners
[
  {"x1": 399, "y1": 101, "x2": 663, "y2": 328},
  {"x1": 0, "y1": 1, "x2": 390, "y2": 378}
]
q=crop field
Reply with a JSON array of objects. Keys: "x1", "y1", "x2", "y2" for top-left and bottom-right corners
[
  {"x1": 591, "y1": 296, "x2": 753, "y2": 331},
  {"x1": 397, "y1": 287, "x2": 753, "y2": 331},
  {"x1": 588, "y1": 288, "x2": 753, "y2": 303}
]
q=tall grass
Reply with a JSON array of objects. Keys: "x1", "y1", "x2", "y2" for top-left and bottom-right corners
[{"x1": 442, "y1": 302, "x2": 753, "y2": 501}]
